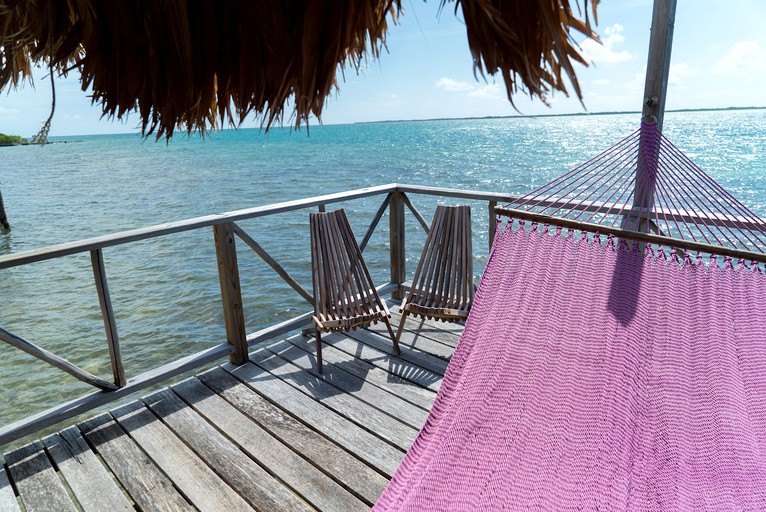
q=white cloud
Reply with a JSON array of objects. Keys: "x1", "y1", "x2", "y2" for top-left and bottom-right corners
[
  {"x1": 435, "y1": 77, "x2": 475, "y2": 92},
  {"x1": 435, "y1": 77, "x2": 503, "y2": 100},
  {"x1": 592, "y1": 78, "x2": 611, "y2": 86},
  {"x1": 580, "y1": 23, "x2": 634, "y2": 65},
  {"x1": 712, "y1": 41, "x2": 766, "y2": 75},
  {"x1": 669, "y1": 62, "x2": 695, "y2": 87}
]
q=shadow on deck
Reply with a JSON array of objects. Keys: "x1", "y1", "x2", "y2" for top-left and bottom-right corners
[{"x1": 0, "y1": 308, "x2": 462, "y2": 511}]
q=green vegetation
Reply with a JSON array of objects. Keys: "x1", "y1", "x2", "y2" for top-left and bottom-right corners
[{"x1": 0, "y1": 133, "x2": 27, "y2": 146}]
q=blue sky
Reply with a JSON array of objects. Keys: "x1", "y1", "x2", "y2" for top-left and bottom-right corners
[{"x1": 1, "y1": 0, "x2": 765, "y2": 137}]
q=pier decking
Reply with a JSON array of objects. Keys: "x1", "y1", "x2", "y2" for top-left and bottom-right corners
[{"x1": 0, "y1": 308, "x2": 462, "y2": 511}]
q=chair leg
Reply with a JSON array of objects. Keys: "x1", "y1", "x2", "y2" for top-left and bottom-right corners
[
  {"x1": 386, "y1": 316, "x2": 402, "y2": 355},
  {"x1": 315, "y1": 330, "x2": 323, "y2": 373},
  {"x1": 394, "y1": 309, "x2": 409, "y2": 344}
]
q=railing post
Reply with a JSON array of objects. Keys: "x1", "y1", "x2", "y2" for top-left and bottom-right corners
[
  {"x1": 213, "y1": 222, "x2": 248, "y2": 365},
  {"x1": 488, "y1": 200, "x2": 497, "y2": 251},
  {"x1": 389, "y1": 191, "x2": 406, "y2": 299},
  {"x1": 90, "y1": 248, "x2": 126, "y2": 387}
]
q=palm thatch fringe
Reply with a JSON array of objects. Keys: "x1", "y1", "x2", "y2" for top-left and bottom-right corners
[{"x1": 0, "y1": 0, "x2": 598, "y2": 139}]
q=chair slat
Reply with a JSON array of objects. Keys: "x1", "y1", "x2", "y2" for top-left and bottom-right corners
[
  {"x1": 309, "y1": 209, "x2": 400, "y2": 372},
  {"x1": 397, "y1": 206, "x2": 474, "y2": 340}
]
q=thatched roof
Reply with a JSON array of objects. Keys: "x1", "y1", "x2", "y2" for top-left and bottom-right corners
[{"x1": 0, "y1": 0, "x2": 599, "y2": 139}]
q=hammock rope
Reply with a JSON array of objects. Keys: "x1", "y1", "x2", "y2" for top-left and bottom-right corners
[{"x1": 507, "y1": 121, "x2": 766, "y2": 254}]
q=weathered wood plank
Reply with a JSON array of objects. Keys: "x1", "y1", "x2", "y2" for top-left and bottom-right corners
[
  {"x1": 78, "y1": 413, "x2": 194, "y2": 512},
  {"x1": 368, "y1": 320, "x2": 455, "y2": 360},
  {"x1": 42, "y1": 427, "x2": 133, "y2": 512},
  {"x1": 0, "y1": 184, "x2": 399, "y2": 270},
  {"x1": 0, "y1": 342, "x2": 231, "y2": 448},
  {"x1": 389, "y1": 191, "x2": 406, "y2": 300},
  {"x1": 285, "y1": 333, "x2": 437, "y2": 411},
  {"x1": 392, "y1": 303, "x2": 466, "y2": 335},
  {"x1": 0, "y1": 464, "x2": 20, "y2": 512},
  {"x1": 213, "y1": 222, "x2": 249, "y2": 365},
  {"x1": 251, "y1": 347, "x2": 420, "y2": 451},
  {"x1": 391, "y1": 313, "x2": 463, "y2": 350},
  {"x1": 322, "y1": 334, "x2": 443, "y2": 393},
  {"x1": 343, "y1": 328, "x2": 449, "y2": 375},
  {"x1": 142, "y1": 388, "x2": 311, "y2": 512},
  {"x1": 198, "y1": 367, "x2": 389, "y2": 506},
  {"x1": 0, "y1": 327, "x2": 117, "y2": 391},
  {"x1": 5, "y1": 442, "x2": 77, "y2": 512},
  {"x1": 110, "y1": 401, "x2": 253, "y2": 512},
  {"x1": 171, "y1": 378, "x2": 368, "y2": 511},
  {"x1": 90, "y1": 248, "x2": 125, "y2": 387},
  {"x1": 267, "y1": 338, "x2": 429, "y2": 429},
  {"x1": 226, "y1": 361, "x2": 405, "y2": 477}
]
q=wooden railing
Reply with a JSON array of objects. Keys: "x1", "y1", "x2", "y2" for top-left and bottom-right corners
[{"x1": 1, "y1": 183, "x2": 763, "y2": 446}]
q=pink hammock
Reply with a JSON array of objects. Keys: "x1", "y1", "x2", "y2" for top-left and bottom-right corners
[{"x1": 374, "y1": 219, "x2": 766, "y2": 511}]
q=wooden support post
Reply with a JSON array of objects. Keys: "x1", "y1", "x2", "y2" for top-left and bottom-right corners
[
  {"x1": 0, "y1": 188, "x2": 9, "y2": 231},
  {"x1": 389, "y1": 191, "x2": 406, "y2": 300},
  {"x1": 213, "y1": 223, "x2": 248, "y2": 365},
  {"x1": 318, "y1": 203, "x2": 326, "y2": 213},
  {"x1": 628, "y1": 0, "x2": 677, "y2": 233},
  {"x1": 90, "y1": 249, "x2": 125, "y2": 387},
  {"x1": 488, "y1": 200, "x2": 497, "y2": 251}
]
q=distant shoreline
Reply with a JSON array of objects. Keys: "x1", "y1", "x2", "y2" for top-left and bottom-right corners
[{"x1": 353, "y1": 106, "x2": 766, "y2": 126}]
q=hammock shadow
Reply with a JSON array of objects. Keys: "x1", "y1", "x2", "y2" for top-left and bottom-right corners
[{"x1": 607, "y1": 242, "x2": 644, "y2": 326}]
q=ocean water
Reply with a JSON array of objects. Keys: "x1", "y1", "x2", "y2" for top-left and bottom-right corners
[{"x1": 1, "y1": 109, "x2": 765, "y2": 432}]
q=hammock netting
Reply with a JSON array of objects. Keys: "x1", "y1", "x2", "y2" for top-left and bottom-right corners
[
  {"x1": 508, "y1": 121, "x2": 766, "y2": 253},
  {"x1": 374, "y1": 123, "x2": 766, "y2": 510}
]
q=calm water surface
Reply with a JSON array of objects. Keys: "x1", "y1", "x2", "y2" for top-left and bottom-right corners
[{"x1": 1, "y1": 110, "x2": 765, "y2": 430}]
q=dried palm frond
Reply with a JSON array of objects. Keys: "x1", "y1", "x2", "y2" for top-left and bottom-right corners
[
  {"x1": 448, "y1": 0, "x2": 599, "y2": 106},
  {"x1": 0, "y1": 0, "x2": 597, "y2": 139}
]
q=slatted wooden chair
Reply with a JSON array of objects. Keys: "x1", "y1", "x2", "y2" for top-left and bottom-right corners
[
  {"x1": 396, "y1": 205, "x2": 474, "y2": 341},
  {"x1": 309, "y1": 208, "x2": 400, "y2": 372}
]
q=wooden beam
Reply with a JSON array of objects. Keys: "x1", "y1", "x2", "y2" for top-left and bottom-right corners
[
  {"x1": 389, "y1": 191, "x2": 406, "y2": 300},
  {"x1": 488, "y1": 200, "x2": 497, "y2": 251},
  {"x1": 641, "y1": 0, "x2": 677, "y2": 130},
  {"x1": 401, "y1": 193, "x2": 431, "y2": 234},
  {"x1": 630, "y1": 0, "x2": 677, "y2": 233},
  {"x1": 0, "y1": 327, "x2": 117, "y2": 391},
  {"x1": 0, "y1": 343, "x2": 231, "y2": 447},
  {"x1": 0, "y1": 184, "x2": 398, "y2": 270},
  {"x1": 90, "y1": 249, "x2": 125, "y2": 387},
  {"x1": 213, "y1": 223, "x2": 248, "y2": 365},
  {"x1": 233, "y1": 223, "x2": 314, "y2": 305},
  {"x1": 360, "y1": 192, "x2": 392, "y2": 252},
  {"x1": 495, "y1": 206, "x2": 766, "y2": 265}
]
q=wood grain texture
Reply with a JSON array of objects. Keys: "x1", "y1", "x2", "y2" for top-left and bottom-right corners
[
  {"x1": 78, "y1": 413, "x2": 194, "y2": 512},
  {"x1": 0, "y1": 464, "x2": 20, "y2": 512},
  {"x1": 90, "y1": 248, "x2": 125, "y2": 387},
  {"x1": 171, "y1": 378, "x2": 367, "y2": 511},
  {"x1": 198, "y1": 367, "x2": 390, "y2": 506},
  {"x1": 42, "y1": 427, "x2": 133, "y2": 512},
  {"x1": 322, "y1": 333, "x2": 444, "y2": 393},
  {"x1": 227, "y1": 360, "x2": 405, "y2": 477},
  {"x1": 213, "y1": 222, "x2": 248, "y2": 365},
  {"x1": 251, "y1": 346, "x2": 419, "y2": 451},
  {"x1": 285, "y1": 333, "x2": 437, "y2": 411},
  {"x1": 266, "y1": 338, "x2": 429, "y2": 429},
  {"x1": 142, "y1": 388, "x2": 311, "y2": 512},
  {"x1": 110, "y1": 402, "x2": 253, "y2": 512},
  {"x1": 5, "y1": 442, "x2": 77, "y2": 512}
]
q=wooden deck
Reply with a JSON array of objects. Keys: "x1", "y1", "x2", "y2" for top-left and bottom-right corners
[{"x1": 0, "y1": 308, "x2": 463, "y2": 511}]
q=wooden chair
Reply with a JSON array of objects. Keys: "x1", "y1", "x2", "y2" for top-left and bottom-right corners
[
  {"x1": 309, "y1": 208, "x2": 400, "y2": 372},
  {"x1": 396, "y1": 205, "x2": 474, "y2": 341}
]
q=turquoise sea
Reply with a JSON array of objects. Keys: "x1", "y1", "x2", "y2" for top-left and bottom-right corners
[{"x1": 1, "y1": 109, "x2": 765, "y2": 433}]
